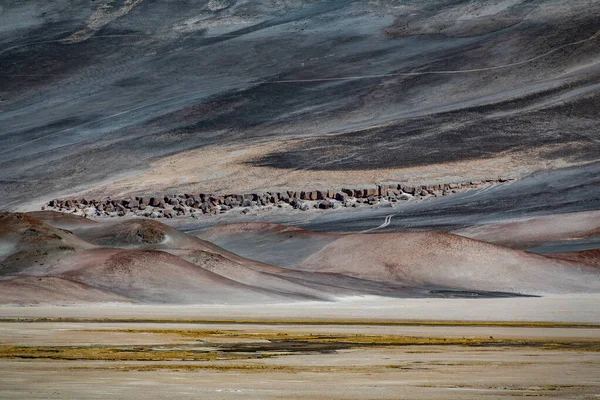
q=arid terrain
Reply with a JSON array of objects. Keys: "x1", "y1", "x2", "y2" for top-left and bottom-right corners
[
  {"x1": 1, "y1": 208, "x2": 599, "y2": 398},
  {"x1": 1, "y1": 0, "x2": 599, "y2": 210},
  {"x1": 2, "y1": 211, "x2": 599, "y2": 303},
  {"x1": 0, "y1": 319, "x2": 599, "y2": 399},
  {"x1": 1, "y1": 0, "x2": 599, "y2": 398}
]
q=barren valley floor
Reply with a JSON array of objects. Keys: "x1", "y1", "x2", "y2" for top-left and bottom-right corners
[{"x1": 0, "y1": 318, "x2": 599, "y2": 400}]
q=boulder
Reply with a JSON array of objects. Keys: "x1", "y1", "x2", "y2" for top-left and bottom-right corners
[
  {"x1": 365, "y1": 188, "x2": 378, "y2": 197},
  {"x1": 378, "y1": 185, "x2": 389, "y2": 196},
  {"x1": 201, "y1": 202, "x2": 212, "y2": 213},
  {"x1": 208, "y1": 196, "x2": 221, "y2": 205},
  {"x1": 367, "y1": 196, "x2": 378, "y2": 205},
  {"x1": 279, "y1": 192, "x2": 290, "y2": 203},
  {"x1": 318, "y1": 200, "x2": 334, "y2": 209},
  {"x1": 335, "y1": 192, "x2": 348, "y2": 201},
  {"x1": 292, "y1": 200, "x2": 309, "y2": 210}
]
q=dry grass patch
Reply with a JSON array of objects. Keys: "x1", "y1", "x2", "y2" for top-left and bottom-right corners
[
  {"x1": 87, "y1": 329, "x2": 600, "y2": 351},
  {"x1": 0, "y1": 346, "x2": 251, "y2": 362}
]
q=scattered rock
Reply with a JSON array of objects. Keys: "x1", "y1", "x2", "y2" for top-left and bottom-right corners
[
  {"x1": 46, "y1": 179, "x2": 510, "y2": 218},
  {"x1": 318, "y1": 200, "x2": 334, "y2": 209},
  {"x1": 335, "y1": 192, "x2": 348, "y2": 202}
]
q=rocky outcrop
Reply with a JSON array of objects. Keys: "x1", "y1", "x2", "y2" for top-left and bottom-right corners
[{"x1": 44, "y1": 179, "x2": 513, "y2": 219}]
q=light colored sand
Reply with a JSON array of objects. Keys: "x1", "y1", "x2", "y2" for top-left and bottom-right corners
[
  {"x1": 0, "y1": 322, "x2": 599, "y2": 400},
  {"x1": 76, "y1": 139, "x2": 575, "y2": 200},
  {"x1": 1, "y1": 295, "x2": 598, "y2": 323},
  {"x1": 2, "y1": 350, "x2": 598, "y2": 400}
]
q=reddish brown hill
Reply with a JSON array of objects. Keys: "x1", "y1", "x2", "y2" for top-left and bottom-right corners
[
  {"x1": 299, "y1": 232, "x2": 600, "y2": 295},
  {"x1": 547, "y1": 249, "x2": 600, "y2": 269}
]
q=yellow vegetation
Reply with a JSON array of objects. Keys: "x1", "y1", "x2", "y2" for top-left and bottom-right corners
[
  {"x1": 89, "y1": 328, "x2": 600, "y2": 350},
  {"x1": 0, "y1": 346, "x2": 249, "y2": 362}
]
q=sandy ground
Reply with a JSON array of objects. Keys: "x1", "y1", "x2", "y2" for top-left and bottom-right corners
[
  {"x1": 2, "y1": 351, "x2": 598, "y2": 400},
  {"x1": 1, "y1": 295, "x2": 598, "y2": 323},
  {"x1": 0, "y1": 321, "x2": 599, "y2": 400},
  {"x1": 77, "y1": 139, "x2": 572, "y2": 201}
]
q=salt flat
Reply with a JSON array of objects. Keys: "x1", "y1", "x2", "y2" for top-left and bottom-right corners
[
  {"x1": 0, "y1": 319, "x2": 598, "y2": 400},
  {"x1": 1, "y1": 295, "x2": 598, "y2": 323}
]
